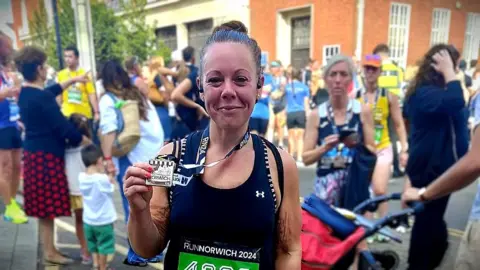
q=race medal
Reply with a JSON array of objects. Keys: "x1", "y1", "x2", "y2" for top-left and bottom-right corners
[
  {"x1": 67, "y1": 84, "x2": 82, "y2": 104},
  {"x1": 178, "y1": 238, "x2": 260, "y2": 270},
  {"x1": 333, "y1": 144, "x2": 346, "y2": 168},
  {"x1": 146, "y1": 156, "x2": 176, "y2": 187},
  {"x1": 333, "y1": 156, "x2": 346, "y2": 168}
]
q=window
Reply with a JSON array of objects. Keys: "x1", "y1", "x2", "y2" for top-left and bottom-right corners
[
  {"x1": 187, "y1": 19, "x2": 213, "y2": 63},
  {"x1": 156, "y1": 26, "x2": 177, "y2": 51},
  {"x1": 322, "y1": 45, "x2": 340, "y2": 66},
  {"x1": 463, "y1": 13, "x2": 480, "y2": 64},
  {"x1": 387, "y1": 3, "x2": 411, "y2": 69},
  {"x1": 430, "y1": 8, "x2": 451, "y2": 46},
  {"x1": 290, "y1": 16, "x2": 311, "y2": 70}
]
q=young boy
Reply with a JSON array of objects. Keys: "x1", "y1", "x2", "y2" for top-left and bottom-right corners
[{"x1": 79, "y1": 144, "x2": 117, "y2": 270}]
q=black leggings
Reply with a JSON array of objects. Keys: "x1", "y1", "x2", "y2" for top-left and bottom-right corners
[{"x1": 407, "y1": 195, "x2": 450, "y2": 270}]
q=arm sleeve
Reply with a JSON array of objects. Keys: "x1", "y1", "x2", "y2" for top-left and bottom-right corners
[
  {"x1": 98, "y1": 175, "x2": 115, "y2": 193},
  {"x1": 43, "y1": 93, "x2": 82, "y2": 146},
  {"x1": 99, "y1": 96, "x2": 118, "y2": 135},
  {"x1": 86, "y1": 80, "x2": 95, "y2": 94},
  {"x1": 416, "y1": 81, "x2": 465, "y2": 115},
  {"x1": 44, "y1": 83, "x2": 63, "y2": 96}
]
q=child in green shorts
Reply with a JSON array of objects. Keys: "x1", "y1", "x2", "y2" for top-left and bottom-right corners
[{"x1": 79, "y1": 144, "x2": 117, "y2": 270}]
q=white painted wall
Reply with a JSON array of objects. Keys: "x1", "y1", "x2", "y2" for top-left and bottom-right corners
[{"x1": 144, "y1": 0, "x2": 250, "y2": 51}]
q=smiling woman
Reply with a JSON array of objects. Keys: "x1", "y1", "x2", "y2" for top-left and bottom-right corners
[{"x1": 124, "y1": 20, "x2": 302, "y2": 270}]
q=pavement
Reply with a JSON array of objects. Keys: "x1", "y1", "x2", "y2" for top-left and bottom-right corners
[
  {"x1": 0, "y1": 195, "x2": 39, "y2": 270},
  {"x1": 1, "y1": 167, "x2": 477, "y2": 270}
]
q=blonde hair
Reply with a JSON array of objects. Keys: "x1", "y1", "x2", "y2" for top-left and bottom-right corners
[{"x1": 149, "y1": 56, "x2": 165, "y2": 71}]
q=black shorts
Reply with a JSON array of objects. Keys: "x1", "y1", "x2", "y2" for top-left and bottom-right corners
[
  {"x1": 0, "y1": 126, "x2": 22, "y2": 149},
  {"x1": 287, "y1": 111, "x2": 306, "y2": 129},
  {"x1": 249, "y1": 118, "x2": 269, "y2": 135}
]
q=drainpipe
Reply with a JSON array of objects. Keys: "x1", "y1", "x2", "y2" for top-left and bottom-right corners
[{"x1": 355, "y1": 0, "x2": 365, "y2": 59}]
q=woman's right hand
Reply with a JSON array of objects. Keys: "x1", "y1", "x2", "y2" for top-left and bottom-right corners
[
  {"x1": 324, "y1": 134, "x2": 339, "y2": 151},
  {"x1": 431, "y1": 49, "x2": 456, "y2": 78},
  {"x1": 124, "y1": 163, "x2": 154, "y2": 213},
  {"x1": 1, "y1": 86, "x2": 20, "y2": 99}
]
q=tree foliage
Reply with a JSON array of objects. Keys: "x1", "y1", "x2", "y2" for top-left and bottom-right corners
[{"x1": 28, "y1": 0, "x2": 171, "y2": 70}]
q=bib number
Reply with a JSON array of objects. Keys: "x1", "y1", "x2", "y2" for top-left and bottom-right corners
[
  {"x1": 374, "y1": 125, "x2": 383, "y2": 145},
  {"x1": 67, "y1": 85, "x2": 82, "y2": 104},
  {"x1": 373, "y1": 109, "x2": 384, "y2": 145},
  {"x1": 178, "y1": 238, "x2": 260, "y2": 270},
  {"x1": 8, "y1": 98, "x2": 20, "y2": 122}
]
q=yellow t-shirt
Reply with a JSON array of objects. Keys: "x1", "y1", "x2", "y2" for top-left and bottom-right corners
[
  {"x1": 357, "y1": 88, "x2": 391, "y2": 150},
  {"x1": 57, "y1": 68, "x2": 95, "y2": 119}
]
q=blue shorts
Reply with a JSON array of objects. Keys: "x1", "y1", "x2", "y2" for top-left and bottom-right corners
[
  {"x1": 249, "y1": 118, "x2": 269, "y2": 135},
  {"x1": 0, "y1": 126, "x2": 22, "y2": 150}
]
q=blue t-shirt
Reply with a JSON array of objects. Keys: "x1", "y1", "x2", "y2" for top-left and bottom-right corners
[
  {"x1": 285, "y1": 80, "x2": 310, "y2": 113},
  {"x1": 0, "y1": 71, "x2": 19, "y2": 129},
  {"x1": 470, "y1": 96, "x2": 480, "y2": 221},
  {"x1": 251, "y1": 73, "x2": 273, "y2": 120}
]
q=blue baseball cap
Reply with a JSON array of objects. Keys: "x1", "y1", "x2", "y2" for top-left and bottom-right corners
[{"x1": 270, "y1": 61, "x2": 281, "y2": 68}]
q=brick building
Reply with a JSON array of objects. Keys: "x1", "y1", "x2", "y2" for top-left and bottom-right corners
[
  {"x1": 4, "y1": 0, "x2": 480, "y2": 71},
  {"x1": 251, "y1": 0, "x2": 480, "y2": 69}
]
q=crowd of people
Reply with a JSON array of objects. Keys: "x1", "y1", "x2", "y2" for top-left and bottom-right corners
[{"x1": 1, "y1": 18, "x2": 480, "y2": 270}]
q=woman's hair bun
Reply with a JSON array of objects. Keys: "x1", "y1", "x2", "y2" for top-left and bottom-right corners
[{"x1": 212, "y1": 20, "x2": 248, "y2": 35}]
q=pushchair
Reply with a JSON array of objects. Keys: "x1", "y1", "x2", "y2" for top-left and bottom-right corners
[{"x1": 301, "y1": 193, "x2": 424, "y2": 270}]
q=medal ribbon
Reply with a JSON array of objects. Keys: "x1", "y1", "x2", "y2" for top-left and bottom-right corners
[
  {"x1": 326, "y1": 99, "x2": 354, "y2": 135},
  {"x1": 181, "y1": 127, "x2": 250, "y2": 175}
]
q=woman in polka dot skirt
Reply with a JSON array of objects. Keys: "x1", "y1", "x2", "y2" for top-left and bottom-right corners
[{"x1": 15, "y1": 47, "x2": 91, "y2": 265}]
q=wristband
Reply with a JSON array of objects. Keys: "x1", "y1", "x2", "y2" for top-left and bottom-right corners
[
  {"x1": 418, "y1": 187, "x2": 428, "y2": 202},
  {"x1": 104, "y1": 156, "x2": 112, "y2": 161}
]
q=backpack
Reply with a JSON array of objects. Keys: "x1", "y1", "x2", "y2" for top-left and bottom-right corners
[{"x1": 100, "y1": 92, "x2": 141, "y2": 157}]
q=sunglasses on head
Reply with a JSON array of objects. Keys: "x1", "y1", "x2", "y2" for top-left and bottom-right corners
[
  {"x1": 365, "y1": 66, "x2": 379, "y2": 72},
  {"x1": 366, "y1": 54, "x2": 381, "y2": 61}
]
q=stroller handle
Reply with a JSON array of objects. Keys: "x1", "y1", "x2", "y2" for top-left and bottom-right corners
[
  {"x1": 350, "y1": 193, "x2": 425, "y2": 243},
  {"x1": 353, "y1": 192, "x2": 402, "y2": 214}
]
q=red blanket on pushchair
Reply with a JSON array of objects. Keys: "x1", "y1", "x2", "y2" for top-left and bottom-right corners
[{"x1": 301, "y1": 209, "x2": 366, "y2": 270}]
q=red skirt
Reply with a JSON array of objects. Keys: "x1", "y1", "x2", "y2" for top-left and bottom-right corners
[{"x1": 23, "y1": 151, "x2": 71, "y2": 219}]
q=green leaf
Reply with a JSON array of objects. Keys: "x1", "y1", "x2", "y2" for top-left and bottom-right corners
[{"x1": 28, "y1": 0, "x2": 171, "y2": 71}]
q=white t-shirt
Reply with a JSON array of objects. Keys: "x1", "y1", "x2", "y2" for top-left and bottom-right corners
[
  {"x1": 95, "y1": 79, "x2": 105, "y2": 100},
  {"x1": 65, "y1": 146, "x2": 85, "y2": 196},
  {"x1": 79, "y1": 172, "x2": 117, "y2": 226},
  {"x1": 99, "y1": 94, "x2": 164, "y2": 164}
]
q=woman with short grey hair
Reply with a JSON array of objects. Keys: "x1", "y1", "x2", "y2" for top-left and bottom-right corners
[{"x1": 303, "y1": 54, "x2": 375, "y2": 206}]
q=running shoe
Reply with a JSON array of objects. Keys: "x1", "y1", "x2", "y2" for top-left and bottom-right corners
[{"x1": 3, "y1": 201, "x2": 28, "y2": 224}]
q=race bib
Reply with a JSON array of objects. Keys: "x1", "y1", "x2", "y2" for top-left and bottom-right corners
[
  {"x1": 374, "y1": 125, "x2": 383, "y2": 145},
  {"x1": 178, "y1": 238, "x2": 261, "y2": 270},
  {"x1": 373, "y1": 109, "x2": 384, "y2": 144},
  {"x1": 67, "y1": 84, "x2": 82, "y2": 104},
  {"x1": 8, "y1": 98, "x2": 20, "y2": 122}
]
